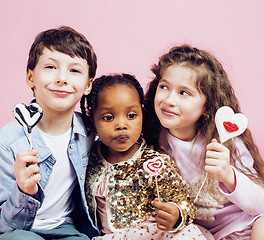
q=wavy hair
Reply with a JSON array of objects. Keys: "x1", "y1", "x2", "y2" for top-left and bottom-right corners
[{"x1": 144, "y1": 45, "x2": 264, "y2": 184}]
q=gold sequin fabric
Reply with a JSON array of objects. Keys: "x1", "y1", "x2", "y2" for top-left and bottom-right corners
[{"x1": 85, "y1": 139, "x2": 195, "y2": 232}]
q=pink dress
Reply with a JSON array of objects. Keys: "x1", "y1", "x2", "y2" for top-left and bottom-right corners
[
  {"x1": 159, "y1": 127, "x2": 264, "y2": 239},
  {"x1": 92, "y1": 161, "x2": 214, "y2": 240}
]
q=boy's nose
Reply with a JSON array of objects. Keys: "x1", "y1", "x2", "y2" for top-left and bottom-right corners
[
  {"x1": 56, "y1": 71, "x2": 68, "y2": 85},
  {"x1": 56, "y1": 79, "x2": 68, "y2": 85}
]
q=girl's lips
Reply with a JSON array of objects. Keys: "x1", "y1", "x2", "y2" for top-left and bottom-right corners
[
  {"x1": 161, "y1": 108, "x2": 178, "y2": 117},
  {"x1": 113, "y1": 134, "x2": 129, "y2": 143}
]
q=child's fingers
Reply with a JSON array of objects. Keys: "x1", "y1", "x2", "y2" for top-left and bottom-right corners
[
  {"x1": 27, "y1": 164, "x2": 40, "y2": 176},
  {"x1": 156, "y1": 221, "x2": 169, "y2": 231},
  {"x1": 207, "y1": 139, "x2": 229, "y2": 153},
  {"x1": 22, "y1": 174, "x2": 41, "y2": 195},
  {"x1": 206, "y1": 150, "x2": 224, "y2": 160},
  {"x1": 151, "y1": 198, "x2": 162, "y2": 209},
  {"x1": 14, "y1": 149, "x2": 40, "y2": 195},
  {"x1": 156, "y1": 212, "x2": 175, "y2": 231},
  {"x1": 15, "y1": 150, "x2": 39, "y2": 167}
]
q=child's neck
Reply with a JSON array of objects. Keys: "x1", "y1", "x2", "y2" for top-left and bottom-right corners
[
  {"x1": 37, "y1": 112, "x2": 73, "y2": 136},
  {"x1": 101, "y1": 143, "x2": 140, "y2": 164},
  {"x1": 169, "y1": 127, "x2": 197, "y2": 142}
]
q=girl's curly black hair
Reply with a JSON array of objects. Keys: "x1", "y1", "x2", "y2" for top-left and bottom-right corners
[{"x1": 80, "y1": 73, "x2": 145, "y2": 131}]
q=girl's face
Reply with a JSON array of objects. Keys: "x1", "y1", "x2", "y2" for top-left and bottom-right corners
[
  {"x1": 154, "y1": 64, "x2": 206, "y2": 141},
  {"x1": 93, "y1": 84, "x2": 143, "y2": 161}
]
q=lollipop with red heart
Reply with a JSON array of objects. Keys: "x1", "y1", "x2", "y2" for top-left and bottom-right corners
[
  {"x1": 194, "y1": 106, "x2": 248, "y2": 203},
  {"x1": 13, "y1": 101, "x2": 43, "y2": 149},
  {"x1": 143, "y1": 157, "x2": 164, "y2": 201},
  {"x1": 215, "y1": 106, "x2": 248, "y2": 143}
]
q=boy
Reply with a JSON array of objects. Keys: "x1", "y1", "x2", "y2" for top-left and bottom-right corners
[{"x1": 0, "y1": 26, "x2": 98, "y2": 239}]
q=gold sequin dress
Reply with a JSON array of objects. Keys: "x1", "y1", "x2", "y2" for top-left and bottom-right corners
[{"x1": 85, "y1": 139, "x2": 209, "y2": 239}]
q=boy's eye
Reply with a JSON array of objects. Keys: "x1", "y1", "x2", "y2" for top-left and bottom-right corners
[
  {"x1": 127, "y1": 113, "x2": 136, "y2": 119},
  {"x1": 45, "y1": 65, "x2": 55, "y2": 69},
  {"x1": 71, "y1": 69, "x2": 81, "y2": 73},
  {"x1": 102, "y1": 115, "x2": 113, "y2": 121}
]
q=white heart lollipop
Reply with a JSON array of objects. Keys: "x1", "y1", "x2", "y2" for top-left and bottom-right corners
[
  {"x1": 194, "y1": 106, "x2": 248, "y2": 203},
  {"x1": 215, "y1": 106, "x2": 248, "y2": 143},
  {"x1": 13, "y1": 101, "x2": 43, "y2": 148}
]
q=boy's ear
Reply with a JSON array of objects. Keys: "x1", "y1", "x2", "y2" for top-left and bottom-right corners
[
  {"x1": 83, "y1": 78, "x2": 93, "y2": 95},
  {"x1": 26, "y1": 70, "x2": 35, "y2": 88}
]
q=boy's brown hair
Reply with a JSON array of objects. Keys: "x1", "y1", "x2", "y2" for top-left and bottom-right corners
[{"x1": 27, "y1": 26, "x2": 97, "y2": 79}]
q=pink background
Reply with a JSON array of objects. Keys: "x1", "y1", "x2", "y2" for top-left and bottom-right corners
[{"x1": 0, "y1": 1, "x2": 263, "y2": 156}]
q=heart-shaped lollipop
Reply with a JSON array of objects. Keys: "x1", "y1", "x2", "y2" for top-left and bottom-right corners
[
  {"x1": 143, "y1": 157, "x2": 164, "y2": 176},
  {"x1": 194, "y1": 106, "x2": 248, "y2": 203},
  {"x1": 143, "y1": 157, "x2": 164, "y2": 201},
  {"x1": 13, "y1": 102, "x2": 43, "y2": 134},
  {"x1": 215, "y1": 106, "x2": 248, "y2": 143},
  {"x1": 13, "y1": 101, "x2": 43, "y2": 149}
]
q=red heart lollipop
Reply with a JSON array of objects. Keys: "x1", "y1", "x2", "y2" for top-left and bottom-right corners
[{"x1": 143, "y1": 157, "x2": 164, "y2": 176}]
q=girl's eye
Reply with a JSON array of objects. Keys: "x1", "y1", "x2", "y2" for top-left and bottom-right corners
[
  {"x1": 180, "y1": 90, "x2": 190, "y2": 96},
  {"x1": 159, "y1": 84, "x2": 168, "y2": 90},
  {"x1": 127, "y1": 113, "x2": 136, "y2": 119},
  {"x1": 102, "y1": 115, "x2": 113, "y2": 121}
]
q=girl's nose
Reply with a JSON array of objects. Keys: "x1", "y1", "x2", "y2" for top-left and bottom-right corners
[
  {"x1": 115, "y1": 119, "x2": 127, "y2": 130},
  {"x1": 164, "y1": 92, "x2": 178, "y2": 106}
]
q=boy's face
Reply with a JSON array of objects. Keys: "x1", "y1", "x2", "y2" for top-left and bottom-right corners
[{"x1": 26, "y1": 48, "x2": 91, "y2": 115}]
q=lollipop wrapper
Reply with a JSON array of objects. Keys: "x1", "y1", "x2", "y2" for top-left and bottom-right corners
[
  {"x1": 215, "y1": 106, "x2": 248, "y2": 143},
  {"x1": 13, "y1": 101, "x2": 43, "y2": 133}
]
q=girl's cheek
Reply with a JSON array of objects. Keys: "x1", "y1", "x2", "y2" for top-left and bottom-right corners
[{"x1": 154, "y1": 91, "x2": 163, "y2": 103}]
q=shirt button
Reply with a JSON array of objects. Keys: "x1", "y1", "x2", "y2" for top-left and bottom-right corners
[
  {"x1": 80, "y1": 174, "x2": 85, "y2": 180},
  {"x1": 70, "y1": 144, "x2": 74, "y2": 149}
]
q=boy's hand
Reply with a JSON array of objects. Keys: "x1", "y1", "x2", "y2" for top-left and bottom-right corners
[
  {"x1": 205, "y1": 139, "x2": 236, "y2": 192},
  {"x1": 14, "y1": 149, "x2": 41, "y2": 195},
  {"x1": 152, "y1": 198, "x2": 180, "y2": 231}
]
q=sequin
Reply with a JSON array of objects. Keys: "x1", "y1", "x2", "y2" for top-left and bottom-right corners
[{"x1": 85, "y1": 139, "x2": 195, "y2": 232}]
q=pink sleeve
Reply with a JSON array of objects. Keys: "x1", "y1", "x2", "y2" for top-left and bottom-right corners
[{"x1": 218, "y1": 138, "x2": 264, "y2": 215}]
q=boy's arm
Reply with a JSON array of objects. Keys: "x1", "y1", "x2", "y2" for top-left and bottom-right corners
[{"x1": 0, "y1": 145, "x2": 44, "y2": 233}]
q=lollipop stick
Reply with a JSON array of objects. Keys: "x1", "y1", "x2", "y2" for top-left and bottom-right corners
[
  {"x1": 29, "y1": 133, "x2": 32, "y2": 149},
  {"x1": 155, "y1": 175, "x2": 160, "y2": 201},
  {"x1": 194, "y1": 106, "x2": 248, "y2": 203},
  {"x1": 194, "y1": 140, "x2": 223, "y2": 203},
  {"x1": 194, "y1": 172, "x2": 208, "y2": 203}
]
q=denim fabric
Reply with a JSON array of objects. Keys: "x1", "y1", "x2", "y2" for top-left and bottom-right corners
[
  {"x1": 0, "y1": 112, "x2": 98, "y2": 236},
  {"x1": 0, "y1": 221, "x2": 90, "y2": 240}
]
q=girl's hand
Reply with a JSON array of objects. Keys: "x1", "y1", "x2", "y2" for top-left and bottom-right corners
[
  {"x1": 205, "y1": 139, "x2": 236, "y2": 192},
  {"x1": 14, "y1": 149, "x2": 41, "y2": 195},
  {"x1": 152, "y1": 198, "x2": 180, "y2": 231}
]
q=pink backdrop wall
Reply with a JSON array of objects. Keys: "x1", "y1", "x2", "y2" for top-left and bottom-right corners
[{"x1": 0, "y1": 0, "x2": 263, "y2": 156}]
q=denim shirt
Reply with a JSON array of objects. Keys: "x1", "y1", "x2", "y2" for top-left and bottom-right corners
[{"x1": 0, "y1": 112, "x2": 98, "y2": 235}]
